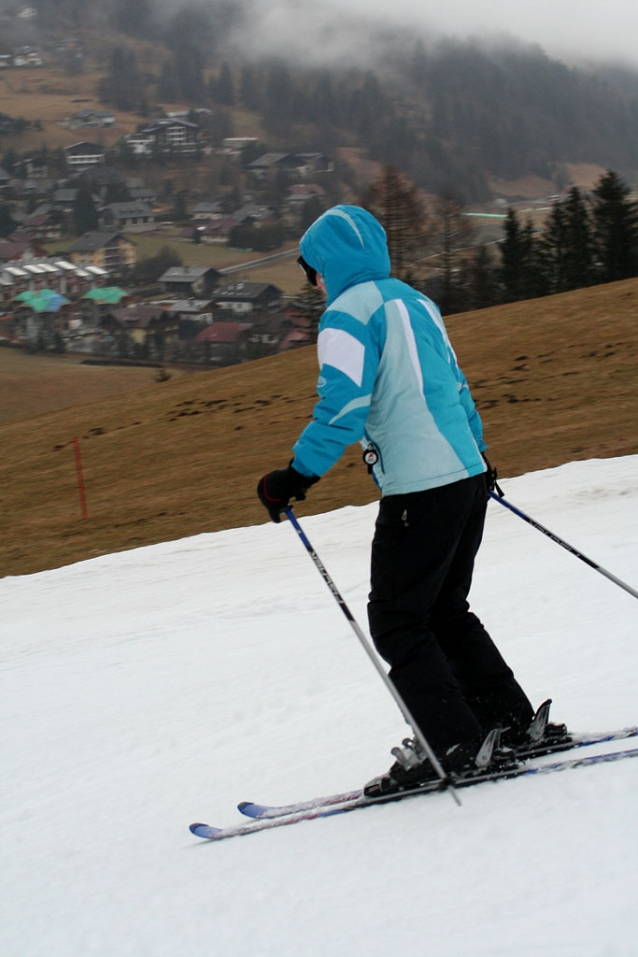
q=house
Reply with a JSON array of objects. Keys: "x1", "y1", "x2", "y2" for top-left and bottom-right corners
[
  {"x1": 232, "y1": 203, "x2": 274, "y2": 226},
  {"x1": 68, "y1": 231, "x2": 136, "y2": 273},
  {"x1": 127, "y1": 182, "x2": 157, "y2": 204},
  {"x1": 52, "y1": 188, "x2": 79, "y2": 211},
  {"x1": 16, "y1": 207, "x2": 65, "y2": 243},
  {"x1": 199, "y1": 218, "x2": 236, "y2": 244},
  {"x1": 67, "y1": 109, "x2": 115, "y2": 129},
  {"x1": 247, "y1": 153, "x2": 333, "y2": 181},
  {"x1": 0, "y1": 236, "x2": 42, "y2": 264},
  {"x1": 13, "y1": 46, "x2": 43, "y2": 67},
  {"x1": 13, "y1": 157, "x2": 49, "y2": 179},
  {"x1": 220, "y1": 137, "x2": 259, "y2": 156},
  {"x1": 243, "y1": 311, "x2": 295, "y2": 359},
  {"x1": 0, "y1": 256, "x2": 109, "y2": 303},
  {"x1": 12, "y1": 289, "x2": 72, "y2": 347},
  {"x1": 79, "y1": 286, "x2": 129, "y2": 328},
  {"x1": 213, "y1": 281, "x2": 282, "y2": 316},
  {"x1": 100, "y1": 303, "x2": 179, "y2": 360},
  {"x1": 192, "y1": 201, "x2": 224, "y2": 222},
  {"x1": 246, "y1": 153, "x2": 290, "y2": 180},
  {"x1": 100, "y1": 202, "x2": 155, "y2": 233},
  {"x1": 283, "y1": 183, "x2": 326, "y2": 226},
  {"x1": 194, "y1": 321, "x2": 249, "y2": 366},
  {"x1": 292, "y1": 153, "x2": 333, "y2": 176},
  {"x1": 52, "y1": 259, "x2": 108, "y2": 297},
  {"x1": 124, "y1": 119, "x2": 205, "y2": 156},
  {"x1": 163, "y1": 299, "x2": 214, "y2": 334},
  {"x1": 65, "y1": 142, "x2": 106, "y2": 169},
  {"x1": 0, "y1": 112, "x2": 24, "y2": 134},
  {"x1": 158, "y1": 265, "x2": 221, "y2": 298},
  {"x1": 0, "y1": 165, "x2": 12, "y2": 191}
]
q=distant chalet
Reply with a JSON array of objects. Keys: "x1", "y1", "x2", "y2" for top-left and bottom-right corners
[
  {"x1": 247, "y1": 152, "x2": 333, "y2": 181},
  {"x1": 159, "y1": 266, "x2": 221, "y2": 299},
  {"x1": 65, "y1": 141, "x2": 105, "y2": 169},
  {"x1": 213, "y1": 281, "x2": 283, "y2": 315},
  {"x1": 124, "y1": 119, "x2": 205, "y2": 156},
  {"x1": 68, "y1": 231, "x2": 136, "y2": 272}
]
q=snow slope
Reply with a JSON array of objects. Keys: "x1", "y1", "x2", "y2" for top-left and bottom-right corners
[{"x1": 2, "y1": 457, "x2": 638, "y2": 957}]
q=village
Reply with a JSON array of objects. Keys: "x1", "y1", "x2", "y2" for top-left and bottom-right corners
[{"x1": 0, "y1": 56, "x2": 333, "y2": 368}]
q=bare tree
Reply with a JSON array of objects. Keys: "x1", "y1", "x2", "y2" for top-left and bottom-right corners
[{"x1": 362, "y1": 166, "x2": 430, "y2": 282}]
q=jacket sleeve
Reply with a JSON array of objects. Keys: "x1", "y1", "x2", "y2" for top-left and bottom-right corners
[
  {"x1": 292, "y1": 307, "x2": 382, "y2": 478},
  {"x1": 455, "y1": 363, "x2": 486, "y2": 453}
]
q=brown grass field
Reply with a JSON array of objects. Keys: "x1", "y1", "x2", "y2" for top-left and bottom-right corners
[
  {"x1": 0, "y1": 61, "x2": 266, "y2": 155},
  {"x1": 2, "y1": 276, "x2": 638, "y2": 578}
]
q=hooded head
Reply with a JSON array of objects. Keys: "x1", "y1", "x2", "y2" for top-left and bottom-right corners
[{"x1": 299, "y1": 205, "x2": 391, "y2": 304}]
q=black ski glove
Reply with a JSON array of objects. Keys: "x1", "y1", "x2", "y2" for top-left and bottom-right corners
[
  {"x1": 482, "y1": 453, "x2": 503, "y2": 496},
  {"x1": 257, "y1": 463, "x2": 320, "y2": 523}
]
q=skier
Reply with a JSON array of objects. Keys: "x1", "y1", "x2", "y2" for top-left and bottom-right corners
[{"x1": 257, "y1": 205, "x2": 565, "y2": 796}]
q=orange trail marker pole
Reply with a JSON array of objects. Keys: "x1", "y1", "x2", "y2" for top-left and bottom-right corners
[{"x1": 73, "y1": 436, "x2": 88, "y2": 519}]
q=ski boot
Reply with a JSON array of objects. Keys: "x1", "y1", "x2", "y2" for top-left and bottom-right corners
[
  {"x1": 363, "y1": 728, "x2": 517, "y2": 799},
  {"x1": 504, "y1": 699, "x2": 572, "y2": 759}
]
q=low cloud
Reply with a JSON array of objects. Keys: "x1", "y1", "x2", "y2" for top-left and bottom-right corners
[{"x1": 222, "y1": 0, "x2": 638, "y2": 68}]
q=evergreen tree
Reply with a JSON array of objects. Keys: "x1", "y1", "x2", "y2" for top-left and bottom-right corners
[
  {"x1": 519, "y1": 221, "x2": 547, "y2": 300},
  {"x1": 158, "y1": 61, "x2": 178, "y2": 101},
  {"x1": 263, "y1": 61, "x2": 294, "y2": 136},
  {"x1": 466, "y1": 244, "x2": 498, "y2": 311},
  {"x1": 214, "y1": 63, "x2": 235, "y2": 106},
  {"x1": 98, "y1": 48, "x2": 142, "y2": 111},
  {"x1": 590, "y1": 170, "x2": 638, "y2": 283},
  {"x1": 499, "y1": 208, "x2": 528, "y2": 302},
  {"x1": 174, "y1": 47, "x2": 205, "y2": 102},
  {"x1": 433, "y1": 188, "x2": 474, "y2": 314},
  {"x1": 290, "y1": 283, "x2": 325, "y2": 343},
  {"x1": 0, "y1": 203, "x2": 17, "y2": 238},
  {"x1": 115, "y1": 0, "x2": 155, "y2": 37},
  {"x1": 538, "y1": 201, "x2": 569, "y2": 294},
  {"x1": 172, "y1": 190, "x2": 189, "y2": 223},
  {"x1": 104, "y1": 181, "x2": 131, "y2": 204},
  {"x1": 239, "y1": 64, "x2": 261, "y2": 111},
  {"x1": 562, "y1": 187, "x2": 595, "y2": 290},
  {"x1": 72, "y1": 186, "x2": 99, "y2": 235},
  {"x1": 300, "y1": 195, "x2": 327, "y2": 233}
]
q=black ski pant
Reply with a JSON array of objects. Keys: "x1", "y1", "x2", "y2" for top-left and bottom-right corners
[{"x1": 367, "y1": 473, "x2": 534, "y2": 756}]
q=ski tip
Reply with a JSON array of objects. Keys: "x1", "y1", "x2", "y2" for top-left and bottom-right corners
[
  {"x1": 238, "y1": 801, "x2": 268, "y2": 818},
  {"x1": 190, "y1": 822, "x2": 221, "y2": 839}
]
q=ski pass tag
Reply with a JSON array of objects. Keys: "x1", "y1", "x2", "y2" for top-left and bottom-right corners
[{"x1": 363, "y1": 445, "x2": 379, "y2": 473}]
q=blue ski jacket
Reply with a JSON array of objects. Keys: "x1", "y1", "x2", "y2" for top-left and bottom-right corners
[{"x1": 292, "y1": 205, "x2": 487, "y2": 495}]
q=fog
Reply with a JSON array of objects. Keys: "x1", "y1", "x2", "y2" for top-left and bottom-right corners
[{"x1": 218, "y1": 0, "x2": 638, "y2": 68}]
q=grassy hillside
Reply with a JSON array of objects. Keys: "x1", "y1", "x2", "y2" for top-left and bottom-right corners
[{"x1": 2, "y1": 277, "x2": 638, "y2": 578}]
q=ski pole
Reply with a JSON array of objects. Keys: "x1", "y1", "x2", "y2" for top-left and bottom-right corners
[
  {"x1": 489, "y1": 491, "x2": 638, "y2": 602},
  {"x1": 284, "y1": 507, "x2": 461, "y2": 806}
]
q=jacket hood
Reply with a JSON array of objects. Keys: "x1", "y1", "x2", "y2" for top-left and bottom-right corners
[{"x1": 299, "y1": 205, "x2": 391, "y2": 304}]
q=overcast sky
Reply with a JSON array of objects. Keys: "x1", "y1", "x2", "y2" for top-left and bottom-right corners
[
  {"x1": 374, "y1": 0, "x2": 638, "y2": 63},
  {"x1": 241, "y1": 0, "x2": 638, "y2": 68}
]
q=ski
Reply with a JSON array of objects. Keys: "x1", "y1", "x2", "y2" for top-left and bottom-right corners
[
  {"x1": 189, "y1": 744, "x2": 638, "y2": 842},
  {"x1": 239, "y1": 725, "x2": 638, "y2": 820}
]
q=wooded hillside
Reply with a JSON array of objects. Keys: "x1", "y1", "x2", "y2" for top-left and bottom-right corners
[{"x1": 3, "y1": 1, "x2": 638, "y2": 200}]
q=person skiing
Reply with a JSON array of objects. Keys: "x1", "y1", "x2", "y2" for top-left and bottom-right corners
[{"x1": 257, "y1": 204, "x2": 564, "y2": 796}]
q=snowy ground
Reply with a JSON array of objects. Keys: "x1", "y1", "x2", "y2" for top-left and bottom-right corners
[{"x1": 2, "y1": 456, "x2": 638, "y2": 957}]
